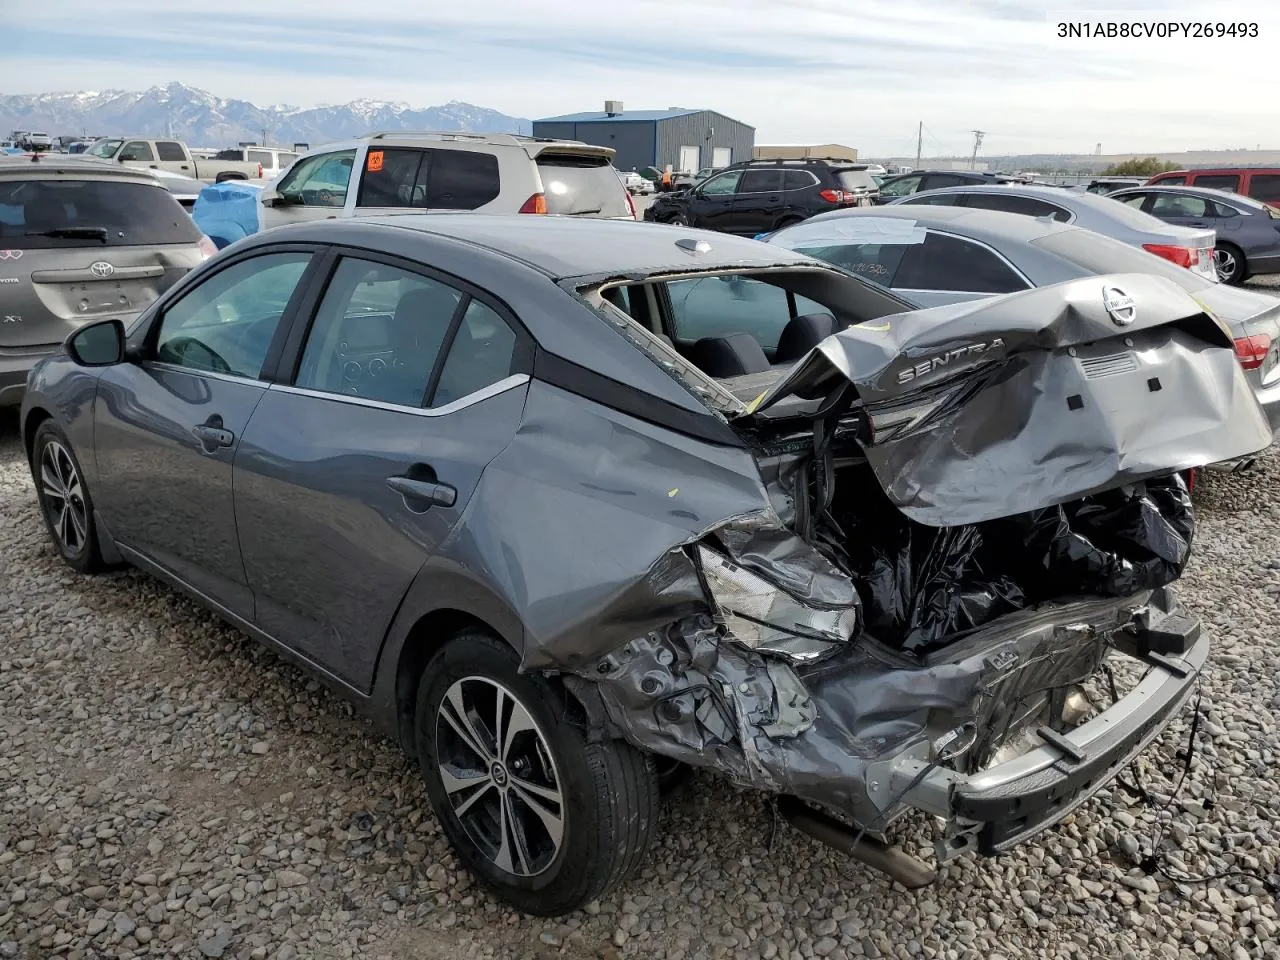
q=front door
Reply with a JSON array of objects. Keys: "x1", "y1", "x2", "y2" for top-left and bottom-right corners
[
  {"x1": 689, "y1": 170, "x2": 742, "y2": 231},
  {"x1": 261, "y1": 149, "x2": 358, "y2": 230},
  {"x1": 233, "y1": 254, "x2": 532, "y2": 689},
  {"x1": 93, "y1": 249, "x2": 317, "y2": 620}
]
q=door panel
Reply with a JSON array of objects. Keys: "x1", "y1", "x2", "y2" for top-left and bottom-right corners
[
  {"x1": 94, "y1": 366, "x2": 266, "y2": 617},
  {"x1": 728, "y1": 168, "x2": 783, "y2": 234},
  {"x1": 233, "y1": 383, "x2": 529, "y2": 689},
  {"x1": 91, "y1": 250, "x2": 315, "y2": 619},
  {"x1": 690, "y1": 170, "x2": 741, "y2": 231}
]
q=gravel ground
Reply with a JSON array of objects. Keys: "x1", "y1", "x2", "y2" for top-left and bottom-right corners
[{"x1": 3, "y1": 381, "x2": 1280, "y2": 958}]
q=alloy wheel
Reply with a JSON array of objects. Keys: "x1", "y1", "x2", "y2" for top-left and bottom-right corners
[
  {"x1": 40, "y1": 440, "x2": 88, "y2": 554},
  {"x1": 1214, "y1": 248, "x2": 1237, "y2": 282},
  {"x1": 435, "y1": 676, "x2": 565, "y2": 877}
]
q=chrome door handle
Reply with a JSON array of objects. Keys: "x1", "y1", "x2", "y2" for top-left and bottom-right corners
[
  {"x1": 192, "y1": 423, "x2": 234, "y2": 448},
  {"x1": 387, "y1": 475, "x2": 456, "y2": 508}
]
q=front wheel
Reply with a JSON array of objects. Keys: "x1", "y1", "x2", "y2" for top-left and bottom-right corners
[
  {"x1": 1214, "y1": 243, "x2": 1246, "y2": 284},
  {"x1": 31, "y1": 420, "x2": 108, "y2": 573},
  {"x1": 667, "y1": 213, "x2": 689, "y2": 226},
  {"x1": 415, "y1": 629, "x2": 659, "y2": 916}
]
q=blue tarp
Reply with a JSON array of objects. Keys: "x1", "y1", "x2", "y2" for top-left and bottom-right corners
[{"x1": 193, "y1": 181, "x2": 263, "y2": 249}]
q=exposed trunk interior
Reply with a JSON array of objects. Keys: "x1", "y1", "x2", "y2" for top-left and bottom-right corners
[{"x1": 808, "y1": 458, "x2": 1193, "y2": 656}]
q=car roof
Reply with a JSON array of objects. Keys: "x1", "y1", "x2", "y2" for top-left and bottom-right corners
[
  {"x1": 263, "y1": 214, "x2": 818, "y2": 280},
  {"x1": 301, "y1": 132, "x2": 614, "y2": 160},
  {"x1": 1110, "y1": 183, "x2": 1271, "y2": 209},
  {"x1": 897, "y1": 182, "x2": 1131, "y2": 210},
  {"x1": 1155, "y1": 167, "x2": 1280, "y2": 175},
  {"x1": 0, "y1": 155, "x2": 164, "y2": 183},
  {"x1": 800, "y1": 203, "x2": 1074, "y2": 244}
]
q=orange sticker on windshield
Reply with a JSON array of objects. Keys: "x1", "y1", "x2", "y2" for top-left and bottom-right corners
[{"x1": 367, "y1": 150, "x2": 384, "y2": 172}]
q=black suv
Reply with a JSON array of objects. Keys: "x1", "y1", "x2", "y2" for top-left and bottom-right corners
[
  {"x1": 644, "y1": 159, "x2": 878, "y2": 235},
  {"x1": 874, "y1": 170, "x2": 1025, "y2": 203}
]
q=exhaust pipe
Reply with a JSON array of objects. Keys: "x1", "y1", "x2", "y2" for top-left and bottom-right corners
[{"x1": 776, "y1": 796, "x2": 937, "y2": 889}]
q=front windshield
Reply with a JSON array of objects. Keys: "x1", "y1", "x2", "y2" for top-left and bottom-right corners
[{"x1": 85, "y1": 139, "x2": 122, "y2": 158}]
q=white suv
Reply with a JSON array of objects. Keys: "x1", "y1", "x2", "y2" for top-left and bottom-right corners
[{"x1": 256, "y1": 132, "x2": 636, "y2": 231}]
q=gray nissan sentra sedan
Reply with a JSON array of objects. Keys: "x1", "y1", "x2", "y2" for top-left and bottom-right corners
[{"x1": 20, "y1": 216, "x2": 1271, "y2": 916}]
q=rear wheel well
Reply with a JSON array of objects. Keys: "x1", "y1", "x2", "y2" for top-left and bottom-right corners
[
  {"x1": 394, "y1": 609, "x2": 585, "y2": 762},
  {"x1": 23, "y1": 407, "x2": 52, "y2": 466},
  {"x1": 395, "y1": 609, "x2": 508, "y2": 758}
]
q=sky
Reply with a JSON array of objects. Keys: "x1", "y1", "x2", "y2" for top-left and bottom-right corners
[{"x1": 0, "y1": 0, "x2": 1277, "y2": 157}]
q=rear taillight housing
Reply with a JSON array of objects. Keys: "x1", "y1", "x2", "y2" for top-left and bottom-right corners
[
  {"x1": 519, "y1": 193, "x2": 547, "y2": 215},
  {"x1": 1233, "y1": 333, "x2": 1272, "y2": 370},
  {"x1": 1142, "y1": 243, "x2": 1199, "y2": 269},
  {"x1": 197, "y1": 235, "x2": 218, "y2": 261},
  {"x1": 819, "y1": 188, "x2": 855, "y2": 204}
]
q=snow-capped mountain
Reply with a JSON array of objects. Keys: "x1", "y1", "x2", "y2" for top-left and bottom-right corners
[{"x1": 0, "y1": 82, "x2": 531, "y2": 146}]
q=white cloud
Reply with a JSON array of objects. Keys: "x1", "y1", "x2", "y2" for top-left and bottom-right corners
[{"x1": 0, "y1": 0, "x2": 1275, "y2": 154}]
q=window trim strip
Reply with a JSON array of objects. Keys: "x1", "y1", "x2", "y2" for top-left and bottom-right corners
[{"x1": 267, "y1": 373, "x2": 530, "y2": 417}]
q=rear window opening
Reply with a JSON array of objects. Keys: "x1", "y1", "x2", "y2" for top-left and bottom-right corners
[
  {"x1": 0, "y1": 179, "x2": 201, "y2": 248},
  {"x1": 536, "y1": 154, "x2": 631, "y2": 218},
  {"x1": 834, "y1": 169, "x2": 878, "y2": 193}
]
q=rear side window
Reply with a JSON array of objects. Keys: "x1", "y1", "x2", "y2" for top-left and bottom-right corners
[
  {"x1": 961, "y1": 192, "x2": 1072, "y2": 222},
  {"x1": 0, "y1": 179, "x2": 201, "y2": 248},
  {"x1": 738, "y1": 169, "x2": 782, "y2": 192},
  {"x1": 156, "y1": 141, "x2": 186, "y2": 162},
  {"x1": 1193, "y1": 174, "x2": 1240, "y2": 192},
  {"x1": 1149, "y1": 194, "x2": 1213, "y2": 218},
  {"x1": 921, "y1": 174, "x2": 974, "y2": 190},
  {"x1": 537, "y1": 154, "x2": 630, "y2": 217},
  {"x1": 427, "y1": 149, "x2": 500, "y2": 209},
  {"x1": 894, "y1": 233, "x2": 1026, "y2": 294},
  {"x1": 433, "y1": 300, "x2": 519, "y2": 406},
  {"x1": 247, "y1": 150, "x2": 273, "y2": 166},
  {"x1": 783, "y1": 170, "x2": 817, "y2": 190},
  {"x1": 1247, "y1": 175, "x2": 1280, "y2": 203}
]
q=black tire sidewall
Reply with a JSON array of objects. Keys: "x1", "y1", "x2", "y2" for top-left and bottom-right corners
[
  {"x1": 32, "y1": 420, "x2": 101, "y2": 572},
  {"x1": 414, "y1": 631, "x2": 612, "y2": 911}
]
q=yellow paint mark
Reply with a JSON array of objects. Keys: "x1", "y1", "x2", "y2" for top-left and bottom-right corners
[
  {"x1": 667, "y1": 488, "x2": 679, "y2": 498},
  {"x1": 857, "y1": 321, "x2": 892, "y2": 332},
  {"x1": 746, "y1": 391, "x2": 768, "y2": 413}
]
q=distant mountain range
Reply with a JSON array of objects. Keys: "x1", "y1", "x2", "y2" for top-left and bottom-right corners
[{"x1": 0, "y1": 82, "x2": 532, "y2": 147}]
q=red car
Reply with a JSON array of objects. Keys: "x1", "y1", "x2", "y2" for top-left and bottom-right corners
[{"x1": 1147, "y1": 167, "x2": 1280, "y2": 208}]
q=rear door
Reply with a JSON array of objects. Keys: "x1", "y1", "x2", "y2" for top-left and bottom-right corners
[
  {"x1": 93, "y1": 247, "x2": 320, "y2": 620},
  {"x1": 233, "y1": 252, "x2": 533, "y2": 689},
  {"x1": 262, "y1": 149, "x2": 357, "y2": 229},
  {"x1": 155, "y1": 141, "x2": 193, "y2": 175},
  {"x1": 1246, "y1": 173, "x2": 1280, "y2": 208},
  {"x1": 0, "y1": 175, "x2": 202, "y2": 350}
]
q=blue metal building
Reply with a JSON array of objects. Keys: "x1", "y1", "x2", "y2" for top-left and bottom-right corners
[{"x1": 532, "y1": 103, "x2": 755, "y2": 174}]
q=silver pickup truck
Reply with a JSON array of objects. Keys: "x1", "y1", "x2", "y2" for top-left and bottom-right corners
[{"x1": 80, "y1": 138, "x2": 262, "y2": 183}]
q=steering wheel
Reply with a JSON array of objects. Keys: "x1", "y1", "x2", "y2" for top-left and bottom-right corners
[
  {"x1": 317, "y1": 189, "x2": 334, "y2": 205},
  {"x1": 162, "y1": 337, "x2": 233, "y2": 375}
]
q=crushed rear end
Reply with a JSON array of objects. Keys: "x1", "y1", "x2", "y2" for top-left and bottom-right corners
[{"x1": 563, "y1": 272, "x2": 1270, "y2": 882}]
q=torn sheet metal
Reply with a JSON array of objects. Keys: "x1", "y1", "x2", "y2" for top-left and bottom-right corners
[
  {"x1": 748, "y1": 273, "x2": 1272, "y2": 526},
  {"x1": 573, "y1": 593, "x2": 1147, "y2": 824},
  {"x1": 442, "y1": 378, "x2": 853, "y2": 670}
]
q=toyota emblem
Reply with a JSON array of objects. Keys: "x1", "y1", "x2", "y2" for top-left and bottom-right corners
[
  {"x1": 0, "y1": 249, "x2": 21, "y2": 260},
  {"x1": 89, "y1": 261, "x2": 115, "y2": 279},
  {"x1": 1102, "y1": 285, "x2": 1136, "y2": 326}
]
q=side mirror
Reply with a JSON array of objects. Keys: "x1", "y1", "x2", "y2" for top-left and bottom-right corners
[
  {"x1": 259, "y1": 190, "x2": 279, "y2": 207},
  {"x1": 67, "y1": 318, "x2": 125, "y2": 366}
]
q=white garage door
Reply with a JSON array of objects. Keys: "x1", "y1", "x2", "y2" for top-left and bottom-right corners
[
  {"x1": 712, "y1": 147, "x2": 732, "y2": 168},
  {"x1": 678, "y1": 145, "x2": 700, "y2": 173}
]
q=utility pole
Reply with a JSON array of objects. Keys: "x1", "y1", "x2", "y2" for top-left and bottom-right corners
[
  {"x1": 970, "y1": 130, "x2": 986, "y2": 170},
  {"x1": 915, "y1": 121, "x2": 922, "y2": 167}
]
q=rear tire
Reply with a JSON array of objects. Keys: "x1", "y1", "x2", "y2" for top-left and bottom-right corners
[
  {"x1": 31, "y1": 421, "x2": 107, "y2": 574},
  {"x1": 667, "y1": 213, "x2": 689, "y2": 226},
  {"x1": 1214, "y1": 243, "x2": 1246, "y2": 284},
  {"x1": 415, "y1": 629, "x2": 660, "y2": 916}
]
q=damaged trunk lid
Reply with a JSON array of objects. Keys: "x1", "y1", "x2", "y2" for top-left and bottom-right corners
[{"x1": 746, "y1": 273, "x2": 1272, "y2": 526}]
